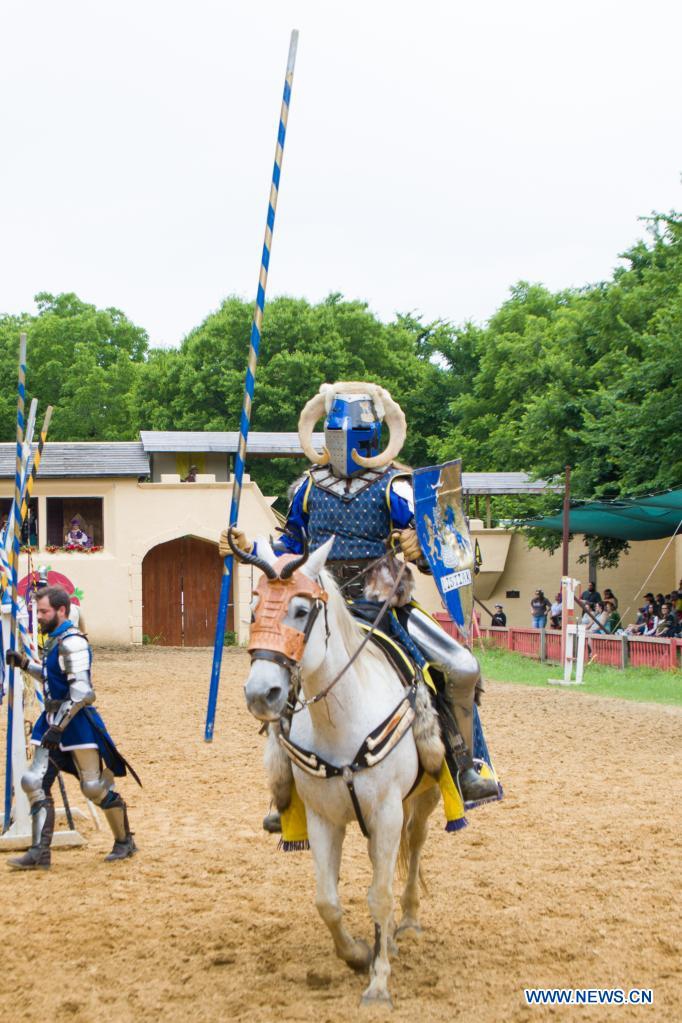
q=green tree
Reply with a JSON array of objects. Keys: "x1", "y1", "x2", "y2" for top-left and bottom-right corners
[
  {"x1": 0, "y1": 292, "x2": 149, "y2": 440},
  {"x1": 136, "y1": 294, "x2": 451, "y2": 502}
]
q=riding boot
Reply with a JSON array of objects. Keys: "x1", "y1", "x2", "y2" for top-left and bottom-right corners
[
  {"x1": 102, "y1": 793, "x2": 137, "y2": 861},
  {"x1": 437, "y1": 690, "x2": 499, "y2": 802},
  {"x1": 8, "y1": 797, "x2": 55, "y2": 870}
]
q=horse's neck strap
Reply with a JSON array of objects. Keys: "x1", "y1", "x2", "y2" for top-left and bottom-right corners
[{"x1": 279, "y1": 683, "x2": 418, "y2": 838}]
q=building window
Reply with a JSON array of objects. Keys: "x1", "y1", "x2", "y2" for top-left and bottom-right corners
[
  {"x1": 46, "y1": 498, "x2": 104, "y2": 548},
  {"x1": 0, "y1": 498, "x2": 39, "y2": 547}
]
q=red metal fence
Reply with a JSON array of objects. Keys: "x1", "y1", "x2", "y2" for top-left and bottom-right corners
[{"x1": 433, "y1": 613, "x2": 682, "y2": 671}]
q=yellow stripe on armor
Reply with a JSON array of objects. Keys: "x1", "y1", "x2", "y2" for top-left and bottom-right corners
[{"x1": 302, "y1": 472, "x2": 314, "y2": 514}]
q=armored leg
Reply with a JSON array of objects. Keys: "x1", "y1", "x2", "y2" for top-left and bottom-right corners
[
  {"x1": 8, "y1": 746, "x2": 57, "y2": 870},
  {"x1": 404, "y1": 607, "x2": 498, "y2": 802},
  {"x1": 72, "y1": 748, "x2": 137, "y2": 861}
]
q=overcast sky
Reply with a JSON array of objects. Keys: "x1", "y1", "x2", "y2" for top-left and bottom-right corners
[{"x1": 1, "y1": 1, "x2": 680, "y2": 349}]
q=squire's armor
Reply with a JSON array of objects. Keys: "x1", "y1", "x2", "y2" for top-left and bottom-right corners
[{"x1": 9, "y1": 620, "x2": 137, "y2": 869}]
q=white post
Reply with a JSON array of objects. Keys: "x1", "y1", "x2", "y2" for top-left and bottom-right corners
[
  {"x1": 549, "y1": 577, "x2": 584, "y2": 686},
  {"x1": 0, "y1": 598, "x2": 31, "y2": 840},
  {"x1": 575, "y1": 624, "x2": 587, "y2": 684}
]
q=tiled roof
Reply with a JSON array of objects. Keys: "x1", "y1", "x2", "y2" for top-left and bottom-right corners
[
  {"x1": 0, "y1": 433, "x2": 558, "y2": 493},
  {"x1": 461, "y1": 472, "x2": 559, "y2": 494},
  {"x1": 0, "y1": 442, "x2": 149, "y2": 479},
  {"x1": 140, "y1": 431, "x2": 325, "y2": 456}
]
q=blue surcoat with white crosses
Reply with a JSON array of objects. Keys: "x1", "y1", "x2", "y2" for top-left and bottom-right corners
[
  {"x1": 277, "y1": 465, "x2": 413, "y2": 562},
  {"x1": 31, "y1": 619, "x2": 125, "y2": 775}
]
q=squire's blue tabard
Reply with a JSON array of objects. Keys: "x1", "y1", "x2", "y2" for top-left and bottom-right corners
[{"x1": 413, "y1": 460, "x2": 475, "y2": 634}]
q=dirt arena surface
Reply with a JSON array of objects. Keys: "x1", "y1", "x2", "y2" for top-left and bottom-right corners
[{"x1": 1, "y1": 646, "x2": 681, "y2": 1023}]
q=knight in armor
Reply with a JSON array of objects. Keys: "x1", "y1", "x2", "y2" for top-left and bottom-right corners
[
  {"x1": 5, "y1": 586, "x2": 138, "y2": 870},
  {"x1": 220, "y1": 382, "x2": 499, "y2": 827}
]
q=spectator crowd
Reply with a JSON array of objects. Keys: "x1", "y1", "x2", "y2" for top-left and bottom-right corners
[{"x1": 524, "y1": 580, "x2": 682, "y2": 638}]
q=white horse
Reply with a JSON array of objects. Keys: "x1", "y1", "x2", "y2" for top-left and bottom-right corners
[{"x1": 236, "y1": 534, "x2": 444, "y2": 1007}]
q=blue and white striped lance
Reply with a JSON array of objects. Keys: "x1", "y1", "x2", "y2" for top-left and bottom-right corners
[
  {"x1": 205, "y1": 30, "x2": 299, "y2": 741},
  {"x1": 3, "y1": 333, "x2": 26, "y2": 831}
]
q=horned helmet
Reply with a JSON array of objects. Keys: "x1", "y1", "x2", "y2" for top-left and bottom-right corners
[{"x1": 298, "y1": 381, "x2": 406, "y2": 478}]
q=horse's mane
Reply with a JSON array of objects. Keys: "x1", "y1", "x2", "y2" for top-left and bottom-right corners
[{"x1": 320, "y1": 568, "x2": 392, "y2": 686}]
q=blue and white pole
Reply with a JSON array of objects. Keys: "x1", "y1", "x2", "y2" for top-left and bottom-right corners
[
  {"x1": 204, "y1": 30, "x2": 299, "y2": 741},
  {"x1": 3, "y1": 333, "x2": 26, "y2": 831}
]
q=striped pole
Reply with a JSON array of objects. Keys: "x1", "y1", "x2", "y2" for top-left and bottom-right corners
[
  {"x1": 3, "y1": 334, "x2": 27, "y2": 830},
  {"x1": 204, "y1": 30, "x2": 299, "y2": 741},
  {"x1": 2, "y1": 398, "x2": 36, "y2": 560},
  {"x1": 0, "y1": 405, "x2": 53, "y2": 601},
  {"x1": 3, "y1": 406, "x2": 53, "y2": 669}
]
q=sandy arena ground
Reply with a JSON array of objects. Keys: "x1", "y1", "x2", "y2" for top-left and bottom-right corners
[{"x1": 1, "y1": 646, "x2": 681, "y2": 1023}]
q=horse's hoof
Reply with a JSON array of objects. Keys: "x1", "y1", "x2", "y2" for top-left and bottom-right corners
[
  {"x1": 346, "y1": 939, "x2": 372, "y2": 974},
  {"x1": 395, "y1": 918, "x2": 422, "y2": 939},
  {"x1": 360, "y1": 989, "x2": 393, "y2": 1010}
]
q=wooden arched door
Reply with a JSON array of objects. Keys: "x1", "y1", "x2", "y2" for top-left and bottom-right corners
[{"x1": 142, "y1": 536, "x2": 233, "y2": 646}]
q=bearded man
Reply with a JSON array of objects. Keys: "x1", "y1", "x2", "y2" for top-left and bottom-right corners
[{"x1": 5, "y1": 586, "x2": 138, "y2": 869}]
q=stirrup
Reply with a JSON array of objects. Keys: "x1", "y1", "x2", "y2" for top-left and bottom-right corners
[{"x1": 458, "y1": 765, "x2": 498, "y2": 803}]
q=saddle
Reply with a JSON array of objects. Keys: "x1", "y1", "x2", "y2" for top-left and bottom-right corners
[{"x1": 349, "y1": 599, "x2": 441, "y2": 690}]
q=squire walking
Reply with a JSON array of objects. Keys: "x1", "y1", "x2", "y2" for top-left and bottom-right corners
[{"x1": 6, "y1": 587, "x2": 139, "y2": 869}]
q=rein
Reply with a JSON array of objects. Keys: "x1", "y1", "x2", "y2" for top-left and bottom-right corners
[{"x1": 289, "y1": 559, "x2": 407, "y2": 713}]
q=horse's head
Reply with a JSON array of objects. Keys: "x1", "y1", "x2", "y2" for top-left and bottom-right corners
[{"x1": 229, "y1": 528, "x2": 334, "y2": 721}]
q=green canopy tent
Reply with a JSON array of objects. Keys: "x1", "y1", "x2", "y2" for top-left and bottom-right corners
[{"x1": 525, "y1": 488, "x2": 682, "y2": 541}]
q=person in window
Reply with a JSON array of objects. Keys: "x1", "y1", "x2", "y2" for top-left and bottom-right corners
[
  {"x1": 490, "y1": 604, "x2": 506, "y2": 627},
  {"x1": 530, "y1": 590, "x2": 551, "y2": 628},
  {"x1": 580, "y1": 581, "x2": 602, "y2": 607},
  {"x1": 550, "y1": 592, "x2": 562, "y2": 630},
  {"x1": 64, "y1": 518, "x2": 90, "y2": 548},
  {"x1": 182, "y1": 465, "x2": 198, "y2": 483}
]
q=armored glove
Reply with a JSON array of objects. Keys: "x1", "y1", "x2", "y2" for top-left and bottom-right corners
[
  {"x1": 41, "y1": 726, "x2": 63, "y2": 750},
  {"x1": 218, "y1": 528, "x2": 253, "y2": 558},
  {"x1": 5, "y1": 650, "x2": 29, "y2": 671},
  {"x1": 392, "y1": 528, "x2": 421, "y2": 562}
]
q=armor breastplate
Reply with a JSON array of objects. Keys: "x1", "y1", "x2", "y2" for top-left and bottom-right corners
[
  {"x1": 306, "y1": 466, "x2": 399, "y2": 562},
  {"x1": 41, "y1": 623, "x2": 82, "y2": 701}
]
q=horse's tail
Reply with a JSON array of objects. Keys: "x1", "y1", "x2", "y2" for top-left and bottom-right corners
[
  {"x1": 398, "y1": 812, "x2": 410, "y2": 881},
  {"x1": 398, "y1": 802, "x2": 429, "y2": 895}
]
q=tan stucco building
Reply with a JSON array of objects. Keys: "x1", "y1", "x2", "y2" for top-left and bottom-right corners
[{"x1": 1, "y1": 436, "x2": 678, "y2": 644}]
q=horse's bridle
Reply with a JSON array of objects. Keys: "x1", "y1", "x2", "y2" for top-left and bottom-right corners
[
  {"x1": 228, "y1": 527, "x2": 407, "y2": 712},
  {"x1": 248, "y1": 562, "x2": 330, "y2": 673}
]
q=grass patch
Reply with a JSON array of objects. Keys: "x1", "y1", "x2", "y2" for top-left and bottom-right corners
[{"x1": 478, "y1": 643, "x2": 682, "y2": 708}]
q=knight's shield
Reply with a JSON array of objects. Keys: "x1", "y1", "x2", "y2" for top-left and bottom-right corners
[{"x1": 413, "y1": 460, "x2": 475, "y2": 635}]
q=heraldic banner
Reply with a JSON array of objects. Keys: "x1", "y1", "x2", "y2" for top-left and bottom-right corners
[{"x1": 413, "y1": 459, "x2": 475, "y2": 636}]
